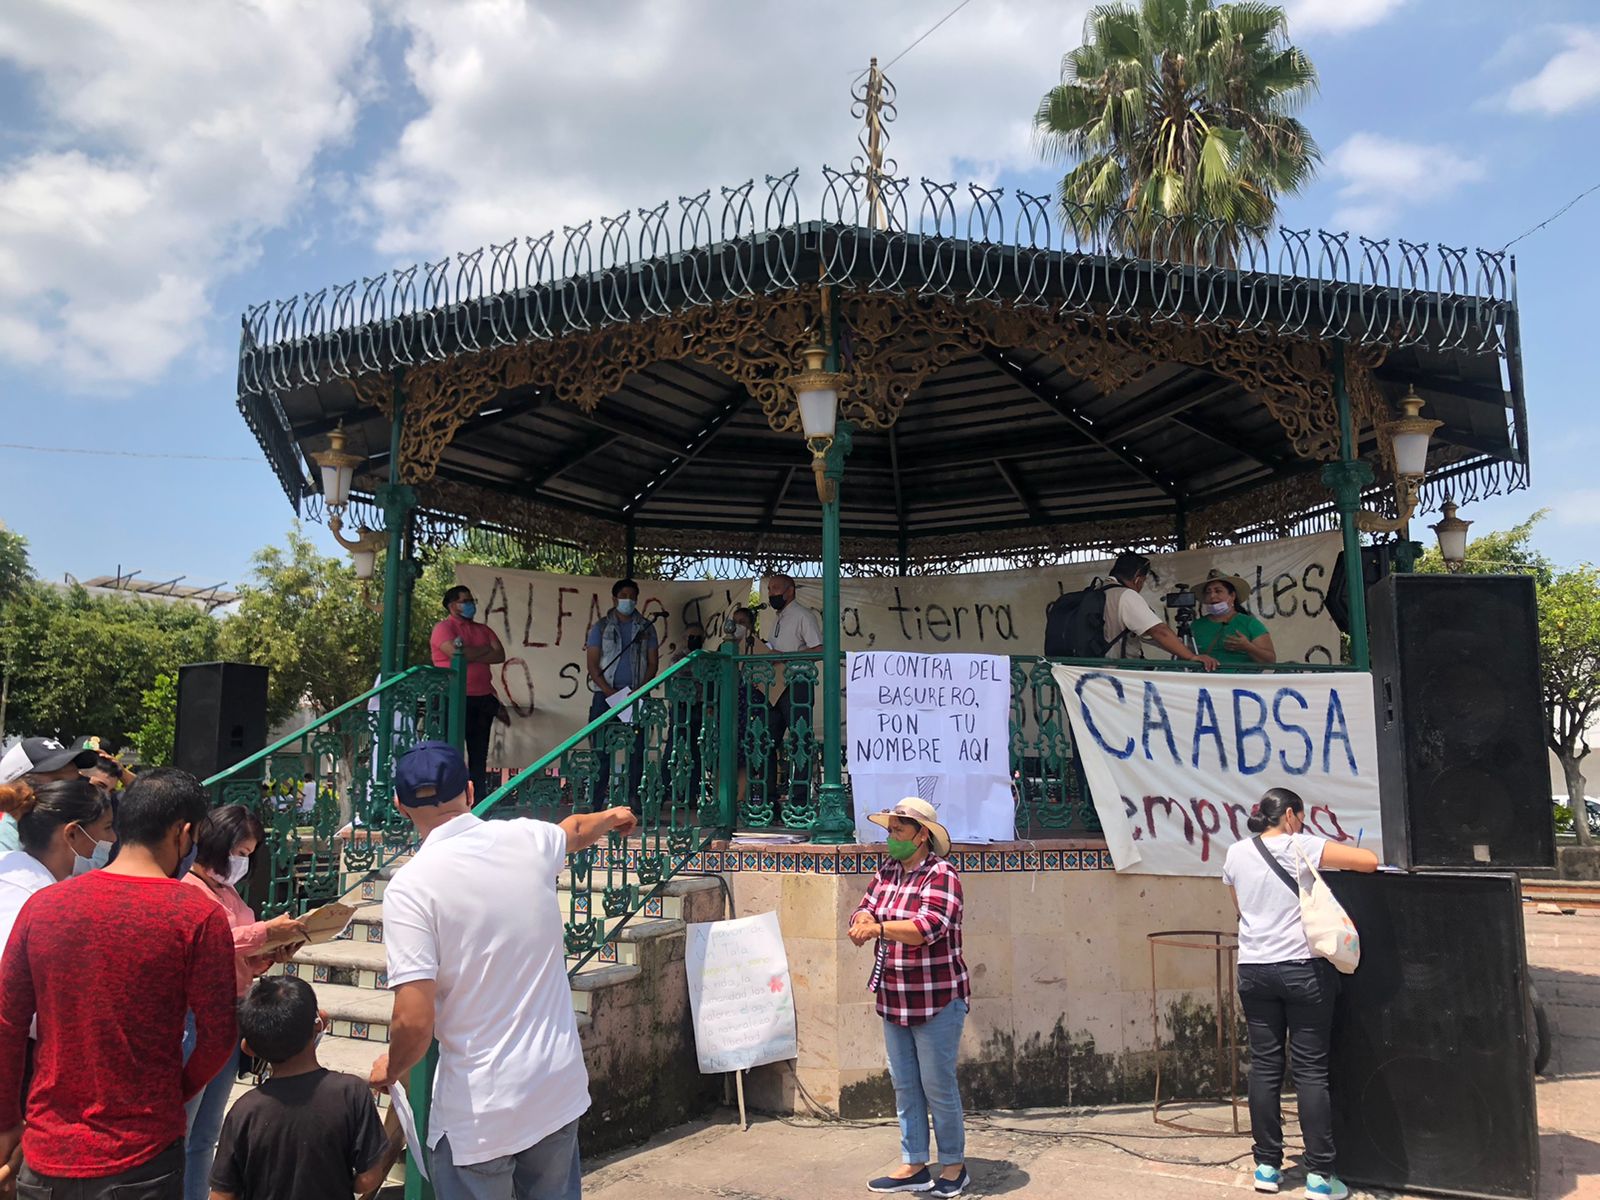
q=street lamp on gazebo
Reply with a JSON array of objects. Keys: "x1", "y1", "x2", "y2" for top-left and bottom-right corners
[
  {"x1": 1355, "y1": 387, "x2": 1444, "y2": 539},
  {"x1": 1431, "y1": 500, "x2": 1473, "y2": 572},
  {"x1": 791, "y1": 341, "x2": 845, "y2": 503},
  {"x1": 311, "y1": 424, "x2": 385, "y2": 581}
]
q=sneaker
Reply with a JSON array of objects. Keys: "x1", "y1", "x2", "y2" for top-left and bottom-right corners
[
  {"x1": 868, "y1": 1168, "x2": 934, "y2": 1193},
  {"x1": 1305, "y1": 1173, "x2": 1349, "y2": 1200},
  {"x1": 1255, "y1": 1164, "x2": 1282, "y2": 1193},
  {"x1": 932, "y1": 1168, "x2": 970, "y2": 1196}
]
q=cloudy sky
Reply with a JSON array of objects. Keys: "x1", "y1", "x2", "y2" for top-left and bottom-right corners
[{"x1": 2, "y1": 0, "x2": 1598, "y2": 588}]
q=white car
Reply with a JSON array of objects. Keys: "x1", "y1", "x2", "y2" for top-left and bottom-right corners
[{"x1": 1552, "y1": 794, "x2": 1600, "y2": 835}]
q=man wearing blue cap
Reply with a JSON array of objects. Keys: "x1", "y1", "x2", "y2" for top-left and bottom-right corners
[{"x1": 369, "y1": 742, "x2": 636, "y2": 1200}]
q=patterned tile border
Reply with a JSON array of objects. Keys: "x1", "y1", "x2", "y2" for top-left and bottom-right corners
[{"x1": 582, "y1": 840, "x2": 1113, "y2": 874}]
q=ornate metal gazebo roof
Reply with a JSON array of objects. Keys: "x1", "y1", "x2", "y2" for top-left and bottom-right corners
[{"x1": 236, "y1": 168, "x2": 1527, "y2": 575}]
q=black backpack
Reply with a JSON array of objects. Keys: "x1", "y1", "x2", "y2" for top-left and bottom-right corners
[{"x1": 1043, "y1": 578, "x2": 1129, "y2": 658}]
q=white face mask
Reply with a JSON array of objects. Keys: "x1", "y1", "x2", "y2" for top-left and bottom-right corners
[
  {"x1": 70, "y1": 828, "x2": 113, "y2": 876},
  {"x1": 1204, "y1": 600, "x2": 1232, "y2": 616},
  {"x1": 223, "y1": 855, "x2": 251, "y2": 886}
]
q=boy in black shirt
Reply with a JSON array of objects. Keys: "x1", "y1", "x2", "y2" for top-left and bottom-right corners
[{"x1": 210, "y1": 977, "x2": 396, "y2": 1200}]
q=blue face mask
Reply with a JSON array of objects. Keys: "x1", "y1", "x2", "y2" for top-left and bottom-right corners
[
  {"x1": 458, "y1": 601, "x2": 477, "y2": 620},
  {"x1": 615, "y1": 598, "x2": 636, "y2": 616},
  {"x1": 176, "y1": 839, "x2": 198, "y2": 880}
]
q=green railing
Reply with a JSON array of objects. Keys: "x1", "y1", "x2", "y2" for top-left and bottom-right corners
[
  {"x1": 201, "y1": 662, "x2": 465, "y2": 916},
  {"x1": 473, "y1": 652, "x2": 728, "y2": 974}
]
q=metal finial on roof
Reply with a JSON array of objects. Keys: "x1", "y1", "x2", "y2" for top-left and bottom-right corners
[{"x1": 851, "y1": 58, "x2": 898, "y2": 231}]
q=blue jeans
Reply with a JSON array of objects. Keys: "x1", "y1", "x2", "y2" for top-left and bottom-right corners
[
  {"x1": 430, "y1": 1120, "x2": 582, "y2": 1200},
  {"x1": 183, "y1": 1043, "x2": 241, "y2": 1200},
  {"x1": 1238, "y1": 959, "x2": 1340, "y2": 1175},
  {"x1": 883, "y1": 998, "x2": 967, "y2": 1167}
]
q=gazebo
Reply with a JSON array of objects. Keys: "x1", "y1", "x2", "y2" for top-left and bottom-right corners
[{"x1": 236, "y1": 165, "x2": 1527, "y2": 841}]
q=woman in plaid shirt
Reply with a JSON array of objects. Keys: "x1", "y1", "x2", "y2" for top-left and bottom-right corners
[{"x1": 848, "y1": 798, "x2": 971, "y2": 1196}]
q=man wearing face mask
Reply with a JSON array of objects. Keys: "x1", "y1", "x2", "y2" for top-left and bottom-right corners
[
  {"x1": 585, "y1": 579, "x2": 659, "y2": 807},
  {"x1": 763, "y1": 573, "x2": 823, "y2": 654},
  {"x1": 431, "y1": 585, "x2": 507, "y2": 806},
  {"x1": 0, "y1": 768, "x2": 236, "y2": 1200}
]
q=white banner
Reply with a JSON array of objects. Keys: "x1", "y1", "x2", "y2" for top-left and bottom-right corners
[
  {"x1": 1051, "y1": 665, "x2": 1383, "y2": 876},
  {"x1": 816, "y1": 532, "x2": 1344, "y2": 666},
  {"x1": 452, "y1": 565, "x2": 753, "y2": 768},
  {"x1": 847, "y1": 652, "x2": 1014, "y2": 843},
  {"x1": 459, "y1": 533, "x2": 1344, "y2": 770},
  {"x1": 684, "y1": 912, "x2": 797, "y2": 1074}
]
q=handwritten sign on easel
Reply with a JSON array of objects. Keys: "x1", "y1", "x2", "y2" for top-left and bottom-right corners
[{"x1": 684, "y1": 912, "x2": 797, "y2": 1076}]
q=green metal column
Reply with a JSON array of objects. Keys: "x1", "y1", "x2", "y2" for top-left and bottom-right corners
[
  {"x1": 394, "y1": 521, "x2": 419, "y2": 670},
  {"x1": 1319, "y1": 342, "x2": 1374, "y2": 671},
  {"x1": 716, "y1": 647, "x2": 740, "y2": 837},
  {"x1": 448, "y1": 649, "x2": 467, "y2": 752},
  {"x1": 811, "y1": 420, "x2": 856, "y2": 844},
  {"x1": 378, "y1": 372, "x2": 418, "y2": 682},
  {"x1": 403, "y1": 1046, "x2": 437, "y2": 1200}
]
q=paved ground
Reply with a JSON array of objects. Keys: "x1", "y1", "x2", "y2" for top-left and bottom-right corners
[{"x1": 582, "y1": 907, "x2": 1600, "y2": 1200}]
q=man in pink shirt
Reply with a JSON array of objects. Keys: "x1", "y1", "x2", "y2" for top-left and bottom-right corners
[{"x1": 431, "y1": 586, "x2": 506, "y2": 803}]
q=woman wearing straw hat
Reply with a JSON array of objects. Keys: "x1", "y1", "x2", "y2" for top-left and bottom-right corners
[
  {"x1": 848, "y1": 797, "x2": 970, "y2": 1196},
  {"x1": 1194, "y1": 569, "x2": 1277, "y2": 666}
]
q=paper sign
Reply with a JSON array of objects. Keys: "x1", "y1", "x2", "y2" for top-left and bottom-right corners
[
  {"x1": 388, "y1": 1080, "x2": 429, "y2": 1182},
  {"x1": 684, "y1": 912, "x2": 797, "y2": 1074}
]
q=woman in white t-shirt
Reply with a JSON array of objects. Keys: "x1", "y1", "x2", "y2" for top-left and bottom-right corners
[{"x1": 1221, "y1": 788, "x2": 1377, "y2": 1200}]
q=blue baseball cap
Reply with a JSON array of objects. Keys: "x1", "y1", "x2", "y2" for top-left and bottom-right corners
[{"x1": 394, "y1": 741, "x2": 469, "y2": 808}]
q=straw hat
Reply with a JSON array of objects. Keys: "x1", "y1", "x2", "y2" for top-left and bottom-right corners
[
  {"x1": 1201, "y1": 568, "x2": 1251, "y2": 607},
  {"x1": 868, "y1": 797, "x2": 952, "y2": 856}
]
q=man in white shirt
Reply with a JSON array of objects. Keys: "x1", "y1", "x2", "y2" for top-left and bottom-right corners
[
  {"x1": 1102, "y1": 553, "x2": 1219, "y2": 671},
  {"x1": 370, "y1": 742, "x2": 637, "y2": 1200},
  {"x1": 764, "y1": 574, "x2": 823, "y2": 653}
]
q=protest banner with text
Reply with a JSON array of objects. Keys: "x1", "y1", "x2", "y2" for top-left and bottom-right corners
[
  {"x1": 1050, "y1": 664, "x2": 1384, "y2": 876},
  {"x1": 685, "y1": 912, "x2": 798, "y2": 1074},
  {"x1": 847, "y1": 652, "x2": 1014, "y2": 843},
  {"x1": 452, "y1": 564, "x2": 752, "y2": 768}
]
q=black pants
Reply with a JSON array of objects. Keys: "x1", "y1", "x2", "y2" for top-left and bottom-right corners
[
  {"x1": 589, "y1": 691, "x2": 645, "y2": 811},
  {"x1": 464, "y1": 693, "x2": 500, "y2": 804},
  {"x1": 1238, "y1": 959, "x2": 1340, "y2": 1175},
  {"x1": 20, "y1": 1139, "x2": 183, "y2": 1199}
]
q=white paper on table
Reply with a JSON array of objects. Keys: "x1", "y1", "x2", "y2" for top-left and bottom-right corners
[
  {"x1": 604, "y1": 686, "x2": 636, "y2": 724},
  {"x1": 388, "y1": 1080, "x2": 429, "y2": 1181}
]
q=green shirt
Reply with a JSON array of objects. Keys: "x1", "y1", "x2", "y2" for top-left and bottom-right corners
[{"x1": 1192, "y1": 611, "x2": 1270, "y2": 665}]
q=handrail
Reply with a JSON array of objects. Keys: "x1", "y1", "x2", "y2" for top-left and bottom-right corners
[
  {"x1": 202, "y1": 664, "x2": 453, "y2": 787},
  {"x1": 474, "y1": 651, "x2": 708, "y2": 817}
]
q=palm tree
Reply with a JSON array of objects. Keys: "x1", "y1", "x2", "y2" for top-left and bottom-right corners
[{"x1": 1034, "y1": 0, "x2": 1320, "y2": 261}]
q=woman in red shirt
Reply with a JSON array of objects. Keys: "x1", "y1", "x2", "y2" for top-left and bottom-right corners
[
  {"x1": 848, "y1": 797, "x2": 971, "y2": 1196},
  {"x1": 179, "y1": 805, "x2": 305, "y2": 1200}
]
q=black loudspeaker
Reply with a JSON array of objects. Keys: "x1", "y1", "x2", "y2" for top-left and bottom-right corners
[
  {"x1": 1368, "y1": 574, "x2": 1553, "y2": 870},
  {"x1": 1324, "y1": 545, "x2": 1394, "y2": 635},
  {"x1": 174, "y1": 662, "x2": 270, "y2": 781},
  {"x1": 1326, "y1": 872, "x2": 1537, "y2": 1199}
]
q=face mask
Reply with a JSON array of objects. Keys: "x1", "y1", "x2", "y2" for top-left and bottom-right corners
[
  {"x1": 1204, "y1": 601, "x2": 1231, "y2": 616},
  {"x1": 768, "y1": 594, "x2": 787, "y2": 612},
  {"x1": 686, "y1": 636, "x2": 704, "y2": 651},
  {"x1": 615, "y1": 598, "x2": 636, "y2": 616},
  {"x1": 313, "y1": 1017, "x2": 327, "y2": 1051},
  {"x1": 458, "y1": 601, "x2": 477, "y2": 620},
  {"x1": 223, "y1": 855, "x2": 250, "y2": 886},
  {"x1": 175, "y1": 839, "x2": 198, "y2": 880},
  {"x1": 884, "y1": 837, "x2": 920, "y2": 861},
  {"x1": 734, "y1": 624, "x2": 751, "y2": 641},
  {"x1": 70, "y1": 828, "x2": 112, "y2": 876}
]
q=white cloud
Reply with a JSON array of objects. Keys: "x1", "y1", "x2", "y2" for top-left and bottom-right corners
[
  {"x1": 1507, "y1": 26, "x2": 1600, "y2": 116},
  {"x1": 1327, "y1": 133, "x2": 1485, "y2": 234},
  {"x1": 1284, "y1": 0, "x2": 1406, "y2": 36},
  {"x1": 0, "y1": 1, "x2": 376, "y2": 387},
  {"x1": 361, "y1": 0, "x2": 1091, "y2": 260}
]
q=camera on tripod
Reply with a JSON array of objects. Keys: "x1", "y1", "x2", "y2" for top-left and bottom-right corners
[{"x1": 1162, "y1": 584, "x2": 1198, "y2": 647}]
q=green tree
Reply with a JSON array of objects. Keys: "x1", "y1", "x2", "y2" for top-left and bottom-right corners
[
  {"x1": 218, "y1": 526, "x2": 382, "y2": 723},
  {"x1": 0, "y1": 584, "x2": 219, "y2": 746},
  {"x1": 1034, "y1": 0, "x2": 1319, "y2": 257},
  {"x1": 1538, "y1": 567, "x2": 1600, "y2": 847},
  {"x1": 0, "y1": 525, "x2": 30, "y2": 607},
  {"x1": 133, "y1": 671, "x2": 179, "y2": 766}
]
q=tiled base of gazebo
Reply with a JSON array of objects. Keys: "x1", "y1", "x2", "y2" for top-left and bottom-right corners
[{"x1": 713, "y1": 840, "x2": 1238, "y2": 1117}]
